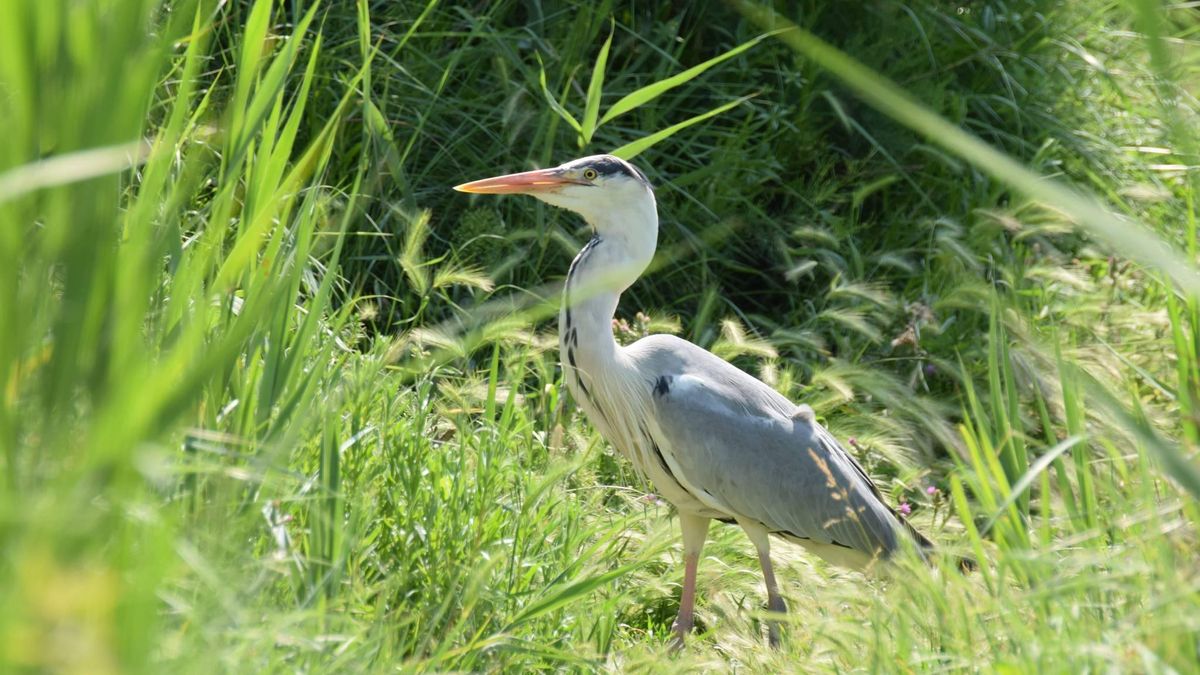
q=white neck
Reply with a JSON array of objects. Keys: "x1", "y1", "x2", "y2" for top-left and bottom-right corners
[{"x1": 559, "y1": 194, "x2": 658, "y2": 394}]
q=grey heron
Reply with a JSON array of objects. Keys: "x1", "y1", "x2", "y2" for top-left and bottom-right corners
[{"x1": 455, "y1": 154, "x2": 940, "y2": 647}]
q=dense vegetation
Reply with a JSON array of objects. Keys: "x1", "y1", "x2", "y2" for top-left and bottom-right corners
[{"x1": 2, "y1": 0, "x2": 1198, "y2": 671}]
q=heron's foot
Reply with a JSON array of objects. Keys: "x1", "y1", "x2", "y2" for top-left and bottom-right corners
[
  {"x1": 767, "y1": 623, "x2": 782, "y2": 649},
  {"x1": 668, "y1": 632, "x2": 686, "y2": 653},
  {"x1": 670, "y1": 613, "x2": 693, "y2": 651},
  {"x1": 765, "y1": 596, "x2": 787, "y2": 649}
]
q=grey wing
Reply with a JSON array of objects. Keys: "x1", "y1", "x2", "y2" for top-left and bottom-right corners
[{"x1": 650, "y1": 372, "x2": 905, "y2": 558}]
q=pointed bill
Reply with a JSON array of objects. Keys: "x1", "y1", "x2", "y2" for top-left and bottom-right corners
[{"x1": 453, "y1": 167, "x2": 581, "y2": 194}]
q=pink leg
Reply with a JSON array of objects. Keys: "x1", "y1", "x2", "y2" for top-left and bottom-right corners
[
  {"x1": 756, "y1": 545, "x2": 788, "y2": 647},
  {"x1": 741, "y1": 520, "x2": 787, "y2": 648},
  {"x1": 671, "y1": 514, "x2": 710, "y2": 648}
]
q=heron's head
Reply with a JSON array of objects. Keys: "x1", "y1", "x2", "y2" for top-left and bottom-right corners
[{"x1": 454, "y1": 154, "x2": 655, "y2": 232}]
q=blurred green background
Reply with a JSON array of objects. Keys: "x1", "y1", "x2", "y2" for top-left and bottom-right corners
[{"x1": 1, "y1": 0, "x2": 1198, "y2": 671}]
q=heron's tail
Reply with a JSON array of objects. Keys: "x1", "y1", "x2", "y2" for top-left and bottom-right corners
[{"x1": 896, "y1": 511, "x2": 977, "y2": 573}]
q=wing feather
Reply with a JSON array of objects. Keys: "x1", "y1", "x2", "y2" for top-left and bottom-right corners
[{"x1": 647, "y1": 368, "x2": 904, "y2": 558}]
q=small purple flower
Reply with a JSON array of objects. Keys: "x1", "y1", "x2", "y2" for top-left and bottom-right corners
[
  {"x1": 923, "y1": 363, "x2": 937, "y2": 376},
  {"x1": 926, "y1": 485, "x2": 939, "y2": 496},
  {"x1": 898, "y1": 502, "x2": 912, "y2": 516},
  {"x1": 848, "y1": 437, "x2": 859, "y2": 448}
]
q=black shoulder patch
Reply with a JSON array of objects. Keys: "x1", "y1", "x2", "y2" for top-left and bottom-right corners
[{"x1": 652, "y1": 375, "x2": 673, "y2": 398}]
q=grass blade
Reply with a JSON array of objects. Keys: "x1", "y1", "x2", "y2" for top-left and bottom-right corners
[
  {"x1": 950, "y1": 475, "x2": 993, "y2": 591},
  {"x1": 0, "y1": 142, "x2": 149, "y2": 204},
  {"x1": 504, "y1": 564, "x2": 638, "y2": 630},
  {"x1": 980, "y1": 435, "x2": 1084, "y2": 537},
  {"x1": 729, "y1": 0, "x2": 1200, "y2": 297},
  {"x1": 598, "y1": 30, "x2": 777, "y2": 126},
  {"x1": 537, "y1": 53, "x2": 581, "y2": 134},
  {"x1": 612, "y1": 94, "x2": 755, "y2": 160},
  {"x1": 580, "y1": 23, "x2": 613, "y2": 145},
  {"x1": 1082, "y1": 368, "x2": 1200, "y2": 503}
]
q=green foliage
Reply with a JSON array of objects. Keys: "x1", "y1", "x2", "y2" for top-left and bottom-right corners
[
  {"x1": 537, "y1": 17, "x2": 769, "y2": 155},
  {"x1": 3, "y1": 0, "x2": 1200, "y2": 672}
]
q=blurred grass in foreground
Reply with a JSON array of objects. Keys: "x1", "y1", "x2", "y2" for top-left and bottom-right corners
[{"x1": 2, "y1": 0, "x2": 1199, "y2": 672}]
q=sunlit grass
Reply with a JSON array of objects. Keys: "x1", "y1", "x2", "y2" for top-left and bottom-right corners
[{"x1": 2, "y1": 0, "x2": 1198, "y2": 672}]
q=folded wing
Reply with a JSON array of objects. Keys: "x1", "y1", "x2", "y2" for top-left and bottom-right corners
[{"x1": 650, "y1": 370, "x2": 906, "y2": 559}]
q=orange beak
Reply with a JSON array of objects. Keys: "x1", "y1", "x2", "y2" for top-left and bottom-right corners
[{"x1": 453, "y1": 167, "x2": 582, "y2": 194}]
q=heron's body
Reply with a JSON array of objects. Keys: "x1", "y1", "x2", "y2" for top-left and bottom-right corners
[
  {"x1": 562, "y1": 296, "x2": 903, "y2": 569},
  {"x1": 456, "y1": 154, "x2": 932, "y2": 646}
]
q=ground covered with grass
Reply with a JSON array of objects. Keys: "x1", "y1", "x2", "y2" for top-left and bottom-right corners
[{"x1": 2, "y1": 0, "x2": 1199, "y2": 672}]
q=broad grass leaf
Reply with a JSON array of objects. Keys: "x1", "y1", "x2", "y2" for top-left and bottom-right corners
[
  {"x1": 581, "y1": 24, "x2": 613, "y2": 144},
  {"x1": 598, "y1": 30, "x2": 778, "y2": 126},
  {"x1": 612, "y1": 95, "x2": 755, "y2": 160}
]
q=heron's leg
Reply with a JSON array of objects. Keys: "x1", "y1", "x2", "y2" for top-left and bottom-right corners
[
  {"x1": 671, "y1": 513, "x2": 710, "y2": 647},
  {"x1": 740, "y1": 521, "x2": 787, "y2": 647},
  {"x1": 756, "y1": 543, "x2": 788, "y2": 647}
]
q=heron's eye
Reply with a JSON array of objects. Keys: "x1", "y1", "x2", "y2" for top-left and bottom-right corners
[{"x1": 582, "y1": 168, "x2": 599, "y2": 181}]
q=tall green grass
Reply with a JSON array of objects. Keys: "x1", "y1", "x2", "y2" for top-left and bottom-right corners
[
  {"x1": 0, "y1": 0, "x2": 360, "y2": 670},
  {"x1": 2, "y1": 0, "x2": 1198, "y2": 671}
]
